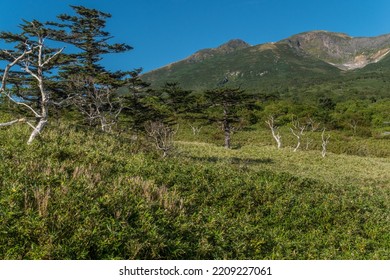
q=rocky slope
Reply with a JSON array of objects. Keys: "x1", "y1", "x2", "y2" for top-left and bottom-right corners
[{"x1": 283, "y1": 31, "x2": 390, "y2": 70}]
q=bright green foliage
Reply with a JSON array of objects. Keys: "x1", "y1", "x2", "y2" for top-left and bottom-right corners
[{"x1": 0, "y1": 120, "x2": 389, "y2": 260}]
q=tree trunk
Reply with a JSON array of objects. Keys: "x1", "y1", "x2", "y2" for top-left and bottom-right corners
[
  {"x1": 27, "y1": 93, "x2": 48, "y2": 145},
  {"x1": 224, "y1": 123, "x2": 231, "y2": 149},
  {"x1": 27, "y1": 118, "x2": 47, "y2": 145},
  {"x1": 223, "y1": 108, "x2": 231, "y2": 149}
]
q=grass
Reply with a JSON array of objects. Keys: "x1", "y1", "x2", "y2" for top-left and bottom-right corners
[
  {"x1": 176, "y1": 141, "x2": 390, "y2": 187},
  {"x1": 0, "y1": 122, "x2": 389, "y2": 259}
]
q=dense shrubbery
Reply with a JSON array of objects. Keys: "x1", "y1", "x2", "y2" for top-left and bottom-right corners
[{"x1": 0, "y1": 123, "x2": 389, "y2": 259}]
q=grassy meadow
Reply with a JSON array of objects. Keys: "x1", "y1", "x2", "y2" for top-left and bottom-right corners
[
  {"x1": 0, "y1": 120, "x2": 389, "y2": 259},
  {"x1": 0, "y1": 3, "x2": 389, "y2": 262}
]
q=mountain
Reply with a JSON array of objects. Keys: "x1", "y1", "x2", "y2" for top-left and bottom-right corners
[
  {"x1": 185, "y1": 39, "x2": 250, "y2": 63},
  {"x1": 142, "y1": 31, "x2": 390, "y2": 97},
  {"x1": 283, "y1": 31, "x2": 390, "y2": 70}
]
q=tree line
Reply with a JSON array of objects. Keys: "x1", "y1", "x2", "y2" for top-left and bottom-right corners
[{"x1": 1, "y1": 5, "x2": 388, "y2": 155}]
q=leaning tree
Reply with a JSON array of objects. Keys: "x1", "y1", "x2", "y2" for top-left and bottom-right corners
[{"x1": 0, "y1": 20, "x2": 65, "y2": 144}]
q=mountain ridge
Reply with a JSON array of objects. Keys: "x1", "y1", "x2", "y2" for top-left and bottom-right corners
[
  {"x1": 142, "y1": 30, "x2": 390, "y2": 92},
  {"x1": 282, "y1": 30, "x2": 390, "y2": 70}
]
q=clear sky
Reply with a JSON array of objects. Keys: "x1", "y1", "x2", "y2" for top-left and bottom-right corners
[{"x1": 1, "y1": 0, "x2": 390, "y2": 73}]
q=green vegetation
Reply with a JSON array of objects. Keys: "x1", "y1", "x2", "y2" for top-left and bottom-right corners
[
  {"x1": 0, "y1": 5, "x2": 389, "y2": 260},
  {"x1": 0, "y1": 122, "x2": 389, "y2": 259}
]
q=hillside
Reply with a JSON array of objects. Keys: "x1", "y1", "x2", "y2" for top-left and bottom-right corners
[
  {"x1": 0, "y1": 123, "x2": 389, "y2": 259},
  {"x1": 142, "y1": 31, "x2": 390, "y2": 94}
]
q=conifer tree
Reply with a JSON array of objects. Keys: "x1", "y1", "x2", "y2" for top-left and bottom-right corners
[
  {"x1": 47, "y1": 5, "x2": 134, "y2": 131},
  {"x1": 204, "y1": 87, "x2": 255, "y2": 148},
  {"x1": 48, "y1": 5, "x2": 132, "y2": 84}
]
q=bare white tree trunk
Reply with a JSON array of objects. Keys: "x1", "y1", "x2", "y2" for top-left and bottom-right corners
[
  {"x1": 349, "y1": 119, "x2": 358, "y2": 136},
  {"x1": 307, "y1": 117, "x2": 321, "y2": 132},
  {"x1": 67, "y1": 75, "x2": 122, "y2": 133},
  {"x1": 321, "y1": 128, "x2": 330, "y2": 158},
  {"x1": 265, "y1": 116, "x2": 282, "y2": 149},
  {"x1": 145, "y1": 121, "x2": 178, "y2": 157},
  {"x1": 289, "y1": 120, "x2": 306, "y2": 152},
  {"x1": 0, "y1": 31, "x2": 63, "y2": 144},
  {"x1": 23, "y1": 40, "x2": 63, "y2": 144},
  {"x1": 305, "y1": 137, "x2": 314, "y2": 150},
  {"x1": 190, "y1": 124, "x2": 202, "y2": 135}
]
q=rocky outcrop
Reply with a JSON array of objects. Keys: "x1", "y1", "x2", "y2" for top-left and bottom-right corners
[{"x1": 283, "y1": 31, "x2": 390, "y2": 70}]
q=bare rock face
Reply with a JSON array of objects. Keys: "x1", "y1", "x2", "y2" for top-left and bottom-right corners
[{"x1": 283, "y1": 31, "x2": 390, "y2": 70}]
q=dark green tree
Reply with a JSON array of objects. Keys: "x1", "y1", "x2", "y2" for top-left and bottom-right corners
[
  {"x1": 48, "y1": 5, "x2": 132, "y2": 83},
  {"x1": 47, "y1": 5, "x2": 134, "y2": 131},
  {"x1": 159, "y1": 82, "x2": 193, "y2": 117},
  {"x1": 204, "y1": 87, "x2": 255, "y2": 148}
]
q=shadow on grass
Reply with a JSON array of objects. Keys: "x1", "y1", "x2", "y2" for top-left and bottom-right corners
[{"x1": 188, "y1": 156, "x2": 273, "y2": 165}]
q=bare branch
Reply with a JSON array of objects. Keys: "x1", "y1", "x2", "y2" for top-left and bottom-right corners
[
  {"x1": 145, "y1": 121, "x2": 177, "y2": 157},
  {"x1": 0, "y1": 118, "x2": 26, "y2": 127},
  {"x1": 67, "y1": 75, "x2": 123, "y2": 132},
  {"x1": 265, "y1": 115, "x2": 282, "y2": 149},
  {"x1": 41, "y1": 47, "x2": 64, "y2": 67},
  {"x1": 349, "y1": 119, "x2": 358, "y2": 136},
  {"x1": 23, "y1": 63, "x2": 40, "y2": 82},
  {"x1": 307, "y1": 117, "x2": 321, "y2": 132},
  {"x1": 190, "y1": 124, "x2": 202, "y2": 135},
  {"x1": 290, "y1": 120, "x2": 306, "y2": 152},
  {"x1": 1, "y1": 35, "x2": 55, "y2": 144},
  {"x1": 321, "y1": 128, "x2": 330, "y2": 158},
  {"x1": 0, "y1": 49, "x2": 33, "y2": 92},
  {"x1": 0, "y1": 49, "x2": 42, "y2": 118}
]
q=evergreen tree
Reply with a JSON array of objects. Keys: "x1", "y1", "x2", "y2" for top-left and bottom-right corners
[
  {"x1": 159, "y1": 82, "x2": 193, "y2": 117},
  {"x1": 204, "y1": 87, "x2": 255, "y2": 148},
  {"x1": 48, "y1": 5, "x2": 132, "y2": 84},
  {"x1": 46, "y1": 5, "x2": 134, "y2": 131}
]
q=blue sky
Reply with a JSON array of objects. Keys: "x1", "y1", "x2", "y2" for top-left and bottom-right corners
[{"x1": 1, "y1": 0, "x2": 390, "y2": 73}]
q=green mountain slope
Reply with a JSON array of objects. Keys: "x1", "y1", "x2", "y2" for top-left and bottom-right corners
[
  {"x1": 143, "y1": 40, "x2": 341, "y2": 90},
  {"x1": 142, "y1": 31, "x2": 390, "y2": 98}
]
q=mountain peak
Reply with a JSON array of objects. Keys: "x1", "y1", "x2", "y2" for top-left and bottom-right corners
[
  {"x1": 143, "y1": 30, "x2": 390, "y2": 89},
  {"x1": 186, "y1": 39, "x2": 250, "y2": 63},
  {"x1": 219, "y1": 39, "x2": 251, "y2": 50}
]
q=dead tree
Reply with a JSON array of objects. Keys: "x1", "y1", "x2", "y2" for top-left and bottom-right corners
[
  {"x1": 67, "y1": 75, "x2": 122, "y2": 133},
  {"x1": 349, "y1": 119, "x2": 358, "y2": 136},
  {"x1": 265, "y1": 116, "x2": 282, "y2": 149},
  {"x1": 305, "y1": 137, "x2": 314, "y2": 150},
  {"x1": 190, "y1": 124, "x2": 202, "y2": 135},
  {"x1": 289, "y1": 120, "x2": 306, "y2": 152},
  {"x1": 0, "y1": 21, "x2": 64, "y2": 144},
  {"x1": 145, "y1": 121, "x2": 178, "y2": 157},
  {"x1": 307, "y1": 117, "x2": 321, "y2": 132},
  {"x1": 321, "y1": 128, "x2": 330, "y2": 158}
]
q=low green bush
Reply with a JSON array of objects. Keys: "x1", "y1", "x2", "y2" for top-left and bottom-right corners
[{"x1": 0, "y1": 124, "x2": 389, "y2": 259}]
